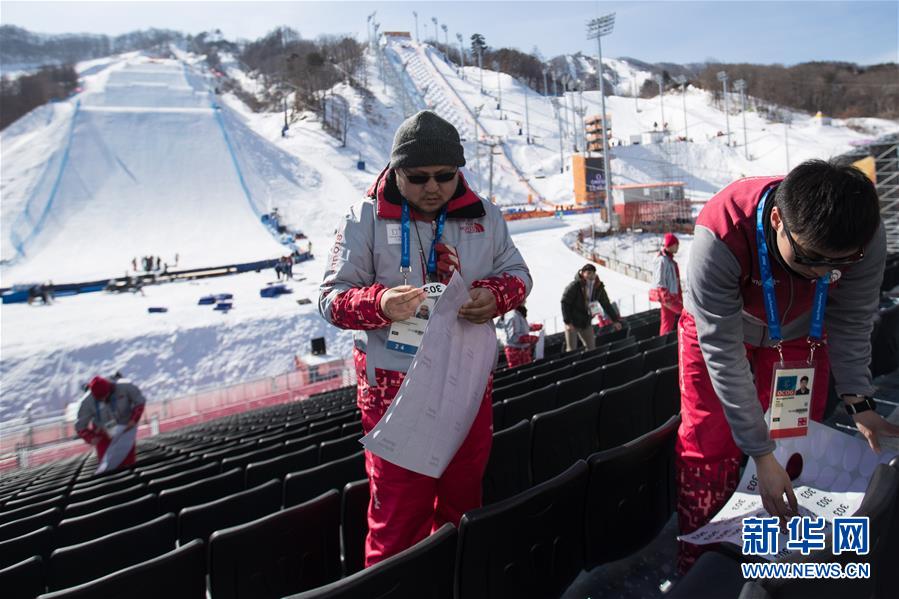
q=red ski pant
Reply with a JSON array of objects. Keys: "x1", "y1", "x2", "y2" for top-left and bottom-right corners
[
  {"x1": 659, "y1": 305, "x2": 680, "y2": 336},
  {"x1": 504, "y1": 346, "x2": 533, "y2": 368},
  {"x1": 360, "y1": 380, "x2": 494, "y2": 568},
  {"x1": 674, "y1": 312, "x2": 829, "y2": 573}
]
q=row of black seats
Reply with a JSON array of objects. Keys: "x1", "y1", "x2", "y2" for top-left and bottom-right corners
[
  {"x1": 493, "y1": 335, "x2": 676, "y2": 404},
  {"x1": 2, "y1": 365, "x2": 681, "y2": 597},
  {"x1": 0, "y1": 414, "x2": 682, "y2": 599},
  {"x1": 493, "y1": 309, "x2": 663, "y2": 384}
]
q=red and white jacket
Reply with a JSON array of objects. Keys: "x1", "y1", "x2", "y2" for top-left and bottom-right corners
[
  {"x1": 684, "y1": 176, "x2": 886, "y2": 456},
  {"x1": 319, "y1": 167, "x2": 532, "y2": 410}
]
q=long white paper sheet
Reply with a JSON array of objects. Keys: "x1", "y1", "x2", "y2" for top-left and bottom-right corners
[
  {"x1": 360, "y1": 271, "x2": 497, "y2": 478},
  {"x1": 879, "y1": 405, "x2": 899, "y2": 453},
  {"x1": 534, "y1": 329, "x2": 546, "y2": 361},
  {"x1": 679, "y1": 420, "x2": 897, "y2": 561},
  {"x1": 96, "y1": 426, "x2": 137, "y2": 474}
]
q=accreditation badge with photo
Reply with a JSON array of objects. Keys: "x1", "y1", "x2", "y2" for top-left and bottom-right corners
[
  {"x1": 767, "y1": 363, "x2": 816, "y2": 439},
  {"x1": 385, "y1": 282, "x2": 446, "y2": 355}
]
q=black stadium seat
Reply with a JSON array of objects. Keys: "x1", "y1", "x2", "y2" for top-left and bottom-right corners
[
  {"x1": 491, "y1": 401, "x2": 506, "y2": 431},
  {"x1": 146, "y1": 462, "x2": 220, "y2": 494},
  {"x1": 0, "y1": 555, "x2": 45, "y2": 599},
  {"x1": 283, "y1": 451, "x2": 365, "y2": 508},
  {"x1": 47, "y1": 513, "x2": 177, "y2": 591},
  {"x1": 653, "y1": 364, "x2": 681, "y2": 427},
  {"x1": 482, "y1": 420, "x2": 532, "y2": 505},
  {"x1": 0, "y1": 507, "x2": 62, "y2": 541},
  {"x1": 0, "y1": 495, "x2": 65, "y2": 525},
  {"x1": 287, "y1": 523, "x2": 456, "y2": 599},
  {"x1": 37, "y1": 539, "x2": 206, "y2": 599},
  {"x1": 219, "y1": 444, "x2": 285, "y2": 473},
  {"x1": 598, "y1": 371, "x2": 657, "y2": 450},
  {"x1": 177, "y1": 479, "x2": 281, "y2": 545},
  {"x1": 637, "y1": 335, "x2": 667, "y2": 352},
  {"x1": 244, "y1": 445, "x2": 318, "y2": 488},
  {"x1": 63, "y1": 482, "x2": 149, "y2": 519},
  {"x1": 502, "y1": 384, "x2": 556, "y2": 428},
  {"x1": 599, "y1": 353, "x2": 645, "y2": 390},
  {"x1": 284, "y1": 426, "x2": 343, "y2": 451},
  {"x1": 530, "y1": 393, "x2": 601, "y2": 485},
  {"x1": 319, "y1": 433, "x2": 363, "y2": 464},
  {"x1": 455, "y1": 461, "x2": 588, "y2": 599},
  {"x1": 209, "y1": 490, "x2": 341, "y2": 599},
  {"x1": 0, "y1": 525, "x2": 53, "y2": 570},
  {"x1": 585, "y1": 414, "x2": 679, "y2": 568},
  {"x1": 554, "y1": 367, "x2": 602, "y2": 408},
  {"x1": 66, "y1": 476, "x2": 140, "y2": 504},
  {"x1": 340, "y1": 479, "x2": 369, "y2": 577},
  {"x1": 54, "y1": 495, "x2": 160, "y2": 549},
  {"x1": 643, "y1": 341, "x2": 678, "y2": 371},
  {"x1": 157, "y1": 469, "x2": 243, "y2": 515}
]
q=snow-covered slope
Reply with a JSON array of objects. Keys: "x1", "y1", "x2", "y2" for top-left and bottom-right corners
[{"x1": 1, "y1": 56, "x2": 304, "y2": 284}]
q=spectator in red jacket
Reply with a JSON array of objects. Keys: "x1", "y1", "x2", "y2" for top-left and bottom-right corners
[{"x1": 650, "y1": 232, "x2": 683, "y2": 335}]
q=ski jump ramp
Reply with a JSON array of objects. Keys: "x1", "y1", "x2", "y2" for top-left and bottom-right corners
[{"x1": 1, "y1": 58, "x2": 297, "y2": 285}]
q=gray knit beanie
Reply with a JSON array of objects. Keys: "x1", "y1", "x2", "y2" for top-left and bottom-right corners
[{"x1": 390, "y1": 110, "x2": 466, "y2": 169}]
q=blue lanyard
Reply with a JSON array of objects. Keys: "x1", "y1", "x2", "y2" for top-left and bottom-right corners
[
  {"x1": 94, "y1": 391, "x2": 117, "y2": 422},
  {"x1": 755, "y1": 189, "x2": 830, "y2": 351},
  {"x1": 400, "y1": 200, "x2": 447, "y2": 282}
]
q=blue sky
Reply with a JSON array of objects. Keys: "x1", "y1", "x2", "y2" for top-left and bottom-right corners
[{"x1": 2, "y1": 1, "x2": 897, "y2": 65}]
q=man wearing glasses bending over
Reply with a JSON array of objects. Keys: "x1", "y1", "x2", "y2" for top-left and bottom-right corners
[
  {"x1": 320, "y1": 110, "x2": 531, "y2": 567},
  {"x1": 676, "y1": 160, "x2": 899, "y2": 573}
]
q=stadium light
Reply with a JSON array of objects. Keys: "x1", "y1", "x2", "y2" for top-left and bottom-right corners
[
  {"x1": 733, "y1": 78, "x2": 749, "y2": 159},
  {"x1": 431, "y1": 17, "x2": 438, "y2": 43},
  {"x1": 456, "y1": 33, "x2": 465, "y2": 73},
  {"x1": 412, "y1": 11, "x2": 419, "y2": 42},
  {"x1": 587, "y1": 12, "x2": 615, "y2": 227},
  {"x1": 717, "y1": 70, "x2": 731, "y2": 146},
  {"x1": 674, "y1": 75, "x2": 688, "y2": 139}
]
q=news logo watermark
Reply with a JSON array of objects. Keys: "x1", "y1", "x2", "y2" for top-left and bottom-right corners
[{"x1": 740, "y1": 516, "x2": 870, "y2": 579}]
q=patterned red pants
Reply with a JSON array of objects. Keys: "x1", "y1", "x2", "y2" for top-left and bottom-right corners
[
  {"x1": 676, "y1": 455, "x2": 742, "y2": 574},
  {"x1": 504, "y1": 346, "x2": 533, "y2": 368}
]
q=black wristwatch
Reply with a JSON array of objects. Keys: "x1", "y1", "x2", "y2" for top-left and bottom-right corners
[{"x1": 844, "y1": 396, "x2": 876, "y2": 416}]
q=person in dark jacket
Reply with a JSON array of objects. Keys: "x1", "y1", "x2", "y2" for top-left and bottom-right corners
[{"x1": 560, "y1": 263, "x2": 622, "y2": 351}]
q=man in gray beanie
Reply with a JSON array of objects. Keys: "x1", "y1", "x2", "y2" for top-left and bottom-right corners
[{"x1": 319, "y1": 110, "x2": 532, "y2": 567}]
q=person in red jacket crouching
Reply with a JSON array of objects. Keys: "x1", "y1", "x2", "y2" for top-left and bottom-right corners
[{"x1": 75, "y1": 376, "x2": 146, "y2": 471}]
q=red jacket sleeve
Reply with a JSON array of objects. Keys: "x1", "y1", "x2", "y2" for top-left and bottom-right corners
[
  {"x1": 129, "y1": 404, "x2": 145, "y2": 424},
  {"x1": 329, "y1": 284, "x2": 392, "y2": 330},
  {"x1": 471, "y1": 274, "x2": 528, "y2": 318}
]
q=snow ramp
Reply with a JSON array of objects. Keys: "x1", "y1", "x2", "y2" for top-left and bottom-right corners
[{"x1": 1, "y1": 57, "x2": 301, "y2": 285}]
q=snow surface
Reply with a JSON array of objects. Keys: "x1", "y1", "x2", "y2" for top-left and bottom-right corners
[{"x1": 1, "y1": 45, "x2": 895, "y2": 422}]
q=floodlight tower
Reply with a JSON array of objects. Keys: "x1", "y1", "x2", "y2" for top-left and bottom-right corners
[
  {"x1": 717, "y1": 70, "x2": 731, "y2": 146},
  {"x1": 734, "y1": 78, "x2": 749, "y2": 159},
  {"x1": 587, "y1": 12, "x2": 615, "y2": 227},
  {"x1": 674, "y1": 75, "x2": 688, "y2": 139}
]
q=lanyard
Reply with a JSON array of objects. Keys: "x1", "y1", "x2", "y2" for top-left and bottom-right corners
[
  {"x1": 94, "y1": 391, "x2": 117, "y2": 423},
  {"x1": 400, "y1": 200, "x2": 446, "y2": 284},
  {"x1": 755, "y1": 188, "x2": 830, "y2": 363}
]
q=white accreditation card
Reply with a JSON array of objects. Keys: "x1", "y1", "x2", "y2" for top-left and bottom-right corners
[
  {"x1": 767, "y1": 363, "x2": 815, "y2": 439},
  {"x1": 588, "y1": 301, "x2": 602, "y2": 316},
  {"x1": 385, "y1": 282, "x2": 446, "y2": 355}
]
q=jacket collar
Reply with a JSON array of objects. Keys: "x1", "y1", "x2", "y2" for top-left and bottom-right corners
[{"x1": 366, "y1": 166, "x2": 486, "y2": 220}]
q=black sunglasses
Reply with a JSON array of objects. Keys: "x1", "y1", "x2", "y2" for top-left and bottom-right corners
[
  {"x1": 401, "y1": 169, "x2": 457, "y2": 185},
  {"x1": 780, "y1": 215, "x2": 864, "y2": 267}
]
